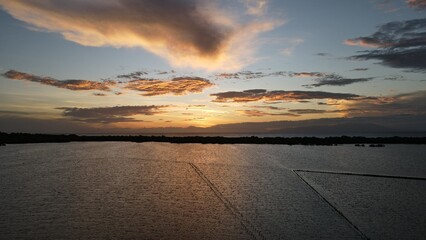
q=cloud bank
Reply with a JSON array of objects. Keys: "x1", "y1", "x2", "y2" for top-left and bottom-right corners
[
  {"x1": 342, "y1": 91, "x2": 426, "y2": 117},
  {"x1": 346, "y1": 18, "x2": 426, "y2": 71},
  {"x1": 58, "y1": 105, "x2": 168, "y2": 123},
  {"x1": 3, "y1": 70, "x2": 115, "y2": 91},
  {"x1": 304, "y1": 74, "x2": 373, "y2": 88},
  {"x1": 211, "y1": 89, "x2": 361, "y2": 103},
  {"x1": 125, "y1": 77, "x2": 214, "y2": 96},
  {"x1": 3, "y1": 70, "x2": 214, "y2": 96},
  {"x1": 0, "y1": 0, "x2": 280, "y2": 71}
]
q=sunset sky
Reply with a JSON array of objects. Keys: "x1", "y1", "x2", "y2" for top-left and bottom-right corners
[{"x1": 0, "y1": 0, "x2": 425, "y2": 133}]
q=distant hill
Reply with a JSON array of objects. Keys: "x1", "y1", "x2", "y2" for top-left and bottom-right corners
[
  {"x1": 273, "y1": 123, "x2": 396, "y2": 135},
  {"x1": 1, "y1": 114, "x2": 426, "y2": 136}
]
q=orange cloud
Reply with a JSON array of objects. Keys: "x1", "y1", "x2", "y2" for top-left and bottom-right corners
[
  {"x1": 3, "y1": 70, "x2": 115, "y2": 91},
  {"x1": 125, "y1": 77, "x2": 214, "y2": 96},
  {"x1": 344, "y1": 39, "x2": 384, "y2": 48},
  {"x1": 211, "y1": 89, "x2": 361, "y2": 103},
  {"x1": 0, "y1": 0, "x2": 281, "y2": 71}
]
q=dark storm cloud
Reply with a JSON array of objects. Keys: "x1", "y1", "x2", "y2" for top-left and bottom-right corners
[
  {"x1": 57, "y1": 105, "x2": 168, "y2": 124},
  {"x1": 211, "y1": 89, "x2": 361, "y2": 103},
  {"x1": 346, "y1": 18, "x2": 426, "y2": 71},
  {"x1": 3, "y1": 70, "x2": 116, "y2": 91},
  {"x1": 125, "y1": 77, "x2": 214, "y2": 96},
  {"x1": 303, "y1": 74, "x2": 373, "y2": 88}
]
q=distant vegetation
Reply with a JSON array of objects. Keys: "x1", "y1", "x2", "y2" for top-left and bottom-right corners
[{"x1": 1, "y1": 132, "x2": 426, "y2": 146}]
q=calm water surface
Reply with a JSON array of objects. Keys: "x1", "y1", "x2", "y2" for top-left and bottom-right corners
[{"x1": 1, "y1": 142, "x2": 425, "y2": 239}]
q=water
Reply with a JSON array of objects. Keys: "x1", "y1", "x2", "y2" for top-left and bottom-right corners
[{"x1": 1, "y1": 142, "x2": 425, "y2": 239}]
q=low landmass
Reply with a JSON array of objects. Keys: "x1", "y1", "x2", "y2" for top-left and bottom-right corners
[
  {"x1": 1, "y1": 132, "x2": 426, "y2": 145},
  {"x1": 2, "y1": 115, "x2": 426, "y2": 136}
]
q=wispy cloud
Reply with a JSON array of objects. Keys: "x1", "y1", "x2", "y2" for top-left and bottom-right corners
[
  {"x1": 211, "y1": 89, "x2": 361, "y2": 103},
  {"x1": 248, "y1": 105, "x2": 288, "y2": 110},
  {"x1": 287, "y1": 109, "x2": 350, "y2": 115},
  {"x1": 346, "y1": 18, "x2": 426, "y2": 71},
  {"x1": 244, "y1": 0, "x2": 268, "y2": 16},
  {"x1": 117, "y1": 71, "x2": 149, "y2": 80},
  {"x1": 3, "y1": 70, "x2": 115, "y2": 91},
  {"x1": 214, "y1": 70, "x2": 287, "y2": 80},
  {"x1": 237, "y1": 109, "x2": 298, "y2": 117},
  {"x1": 187, "y1": 104, "x2": 206, "y2": 108},
  {"x1": 125, "y1": 77, "x2": 214, "y2": 96},
  {"x1": 351, "y1": 68, "x2": 369, "y2": 71},
  {"x1": 280, "y1": 38, "x2": 304, "y2": 56},
  {"x1": 289, "y1": 72, "x2": 325, "y2": 78},
  {"x1": 0, "y1": 0, "x2": 281, "y2": 71},
  {"x1": 373, "y1": 0, "x2": 399, "y2": 13},
  {"x1": 303, "y1": 74, "x2": 374, "y2": 88},
  {"x1": 314, "y1": 53, "x2": 329, "y2": 57},
  {"x1": 57, "y1": 105, "x2": 168, "y2": 123}
]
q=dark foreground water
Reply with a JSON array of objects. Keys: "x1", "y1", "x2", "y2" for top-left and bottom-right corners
[{"x1": 1, "y1": 142, "x2": 425, "y2": 239}]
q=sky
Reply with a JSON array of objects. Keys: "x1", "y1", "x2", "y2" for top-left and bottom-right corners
[{"x1": 0, "y1": 0, "x2": 425, "y2": 134}]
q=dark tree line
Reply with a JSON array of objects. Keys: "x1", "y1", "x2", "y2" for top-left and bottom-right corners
[{"x1": 1, "y1": 132, "x2": 426, "y2": 145}]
